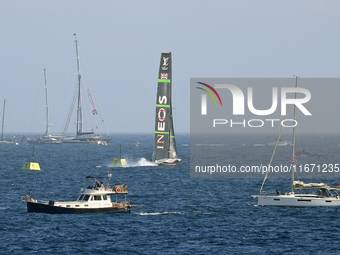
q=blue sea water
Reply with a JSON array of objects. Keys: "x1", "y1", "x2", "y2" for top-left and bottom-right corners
[{"x1": 1, "y1": 133, "x2": 340, "y2": 254}]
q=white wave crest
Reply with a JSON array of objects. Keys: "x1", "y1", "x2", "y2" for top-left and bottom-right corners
[
  {"x1": 106, "y1": 157, "x2": 158, "y2": 168},
  {"x1": 135, "y1": 211, "x2": 183, "y2": 216},
  {"x1": 125, "y1": 158, "x2": 158, "y2": 167}
]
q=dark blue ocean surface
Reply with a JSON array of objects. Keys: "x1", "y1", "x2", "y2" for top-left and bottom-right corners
[{"x1": 1, "y1": 133, "x2": 340, "y2": 254}]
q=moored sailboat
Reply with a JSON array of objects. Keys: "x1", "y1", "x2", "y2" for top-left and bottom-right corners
[
  {"x1": 253, "y1": 76, "x2": 340, "y2": 207},
  {"x1": 26, "y1": 69, "x2": 62, "y2": 145},
  {"x1": 151, "y1": 52, "x2": 181, "y2": 165},
  {"x1": 61, "y1": 34, "x2": 111, "y2": 145},
  {"x1": 0, "y1": 99, "x2": 18, "y2": 145}
]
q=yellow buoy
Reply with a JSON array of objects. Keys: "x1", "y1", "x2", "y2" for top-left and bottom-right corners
[
  {"x1": 23, "y1": 162, "x2": 41, "y2": 171},
  {"x1": 23, "y1": 147, "x2": 41, "y2": 170},
  {"x1": 111, "y1": 144, "x2": 127, "y2": 167},
  {"x1": 111, "y1": 158, "x2": 127, "y2": 167}
]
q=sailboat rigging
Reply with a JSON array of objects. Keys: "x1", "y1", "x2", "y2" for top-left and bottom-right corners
[
  {"x1": 0, "y1": 99, "x2": 18, "y2": 145},
  {"x1": 61, "y1": 34, "x2": 111, "y2": 145},
  {"x1": 151, "y1": 52, "x2": 182, "y2": 165},
  {"x1": 253, "y1": 76, "x2": 340, "y2": 206},
  {"x1": 26, "y1": 69, "x2": 62, "y2": 145}
]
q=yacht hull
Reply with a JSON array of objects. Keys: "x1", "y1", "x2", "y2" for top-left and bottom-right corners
[
  {"x1": 27, "y1": 201, "x2": 131, "y2": 214},
  {"x1": 257, "y1": 195, "x2": 340, "y2": 207},
  {"x1": 26, "y1": 140, "x2": 62, "y2": 145},
  {"x1": 0, "y1": 141, "x2": 18, "y2": 145},
  {"x1": 61, "y1": 138, "x2": 111, "y2": 145}
]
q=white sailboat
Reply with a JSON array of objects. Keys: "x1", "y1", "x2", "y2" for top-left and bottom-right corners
[
  {"x1": 0, "y1": 99, "x2": 18, "y2": 145},
  {"x1": 26, "y1": 69, "x2": 62, "y2": 145},
  {"x1": 151, "y1": 52, "x2": 182, "y2": 165},
  {"x1": 61, "y1": 34, "x2": 111, "y2": 145},
  {"x1": 253, "y1": 76, "x2": 340, "y2": 207}
]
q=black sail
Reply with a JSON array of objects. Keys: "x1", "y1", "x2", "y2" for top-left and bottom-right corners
[{"x1": 152, "y1": 52, "x2": 178, "y2": 162}]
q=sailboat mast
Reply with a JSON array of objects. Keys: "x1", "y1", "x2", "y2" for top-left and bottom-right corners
[
  {"x1": 75, "y1": 35, "x2": 83, "y2": 137},
  {"x1": 43, "y1": 69, "x2": 50, "y2": 137},
  {"x1": 1, "y1": 99, "x2": 5, "y2": 141},
  {"x1": 291, "y1": 76, "x2": 298, "y2": 193}
]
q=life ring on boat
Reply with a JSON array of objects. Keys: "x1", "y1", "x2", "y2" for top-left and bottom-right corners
[
  {"x1": 337, "y1": 185, "x2": 340, "y2": 189},
  {"x1": 116, "y1": 187, "x2": 122, "y2": 193}
]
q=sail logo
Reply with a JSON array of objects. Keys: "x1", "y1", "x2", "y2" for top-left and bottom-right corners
[
  {"x1": 156, "y1": 95, "x2": 168, "y2": 149},
  {"x1": 198, "y1": 83, "x2": 311, "y2": 116},
  {"x1": 162, "y1": 57, "x2": 169, "y2": 70},
  {"x1": 161, "y1": 73, "x2": 168, "y2": 79},
  {"x1": 196, "y1": 82, "x2": 223, "y2": 115}
]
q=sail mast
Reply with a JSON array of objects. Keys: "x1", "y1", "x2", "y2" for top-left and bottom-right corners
[
  {"x1": 168, "y1": 52, "x2": 178, "y2": 159},
  {"x1": 291, "y1": 76, "x2": 298, "y2": 193},
  {"x1": 43, "y1": 69, "x2": 50, "y2": 137},
  {"x1": 1, "y1": 99, "x2": 5, "y2": 141},
  {"x1": 75, "y1": 34, "x2": 83, "y2": 138}
]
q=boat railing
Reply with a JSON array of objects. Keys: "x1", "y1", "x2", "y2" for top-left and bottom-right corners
[
  {"x1": 112, "y1": 201, "x2": 130, "y2": 207},
  {"x1": 25, "y1": 195, "x2": 49, "y2": 204},
  {"x1": 110, "y1": 184, "x2": 128, "y2": 193},
  {"x1": 85, "y1": 184, "x2": 128, "y2": 193}
]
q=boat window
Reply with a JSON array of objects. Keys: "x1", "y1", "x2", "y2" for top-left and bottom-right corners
[
  {"x1": 83, "y1": 195, "x2": 90, "y2": 201},
  {"x1": 103, "y1": 195, "x2": 107, "y2": 200},
  {"x1": 316, "y1": 189, "x2": 329, "y2": 197},
  {"x1": 78, "y1": 195, "x2": 84, "y2": 200},
  {"x1": 94, "y1": 195, "x2": 101, "y2": 201}
]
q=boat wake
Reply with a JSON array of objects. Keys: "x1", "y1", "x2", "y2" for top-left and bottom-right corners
[
  {"x1": 135, "y1": 211, "x2": 183, "y2": 216},
  {"x1": 125, "y1": 158, "x2": 158, "y2": 167},
  {"x1": 107, "y1": 158, "x2": 158, "y2": 168}
]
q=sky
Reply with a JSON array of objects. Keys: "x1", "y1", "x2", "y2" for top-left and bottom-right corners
[{"x1": 1, "y1": 1, "x2": 340, "y2": 135}]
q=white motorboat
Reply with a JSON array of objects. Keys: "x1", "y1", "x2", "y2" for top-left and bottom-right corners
[{"x1": 25, "y1": 175, "x2": 131, "y2": 214}]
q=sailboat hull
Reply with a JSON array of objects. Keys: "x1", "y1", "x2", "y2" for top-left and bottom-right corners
[
  {"x1": 0, "y1": 140, "x2": 18, "y2": 145},
  {"x1": 26, "y1": 138, "x2": 62, "y2": 145},
  {"x1": 256, "y1": 194, "x2": 340, "y2": 207},
  {"x1": 155, "y1": 158, "x2": 182, "y2": 166},
  {"x1": 61, "y1": 137, "x2": 111, "y2": 145}
]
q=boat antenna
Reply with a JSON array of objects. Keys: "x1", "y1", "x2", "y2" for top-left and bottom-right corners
[
  {"x1": 32, "y1": 147, "x2": 35, "y2": 161},
  {"x1": 1, "y1": 99, "x2": 5, "y2": 141},
  {"x1": 43, "y1": 69, "x2": 51, "y2": 137}
]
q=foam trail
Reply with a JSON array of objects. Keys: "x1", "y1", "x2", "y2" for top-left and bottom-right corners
[
  {"x1": 135, "y1": 212, "x2": 183, "y2": 216},
  {"x1": 107, "y1": 158, "x2": 158, "y2": 168},
  {"x1": 128, "y1": 158, "x2": 158, "y2": 167}
]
